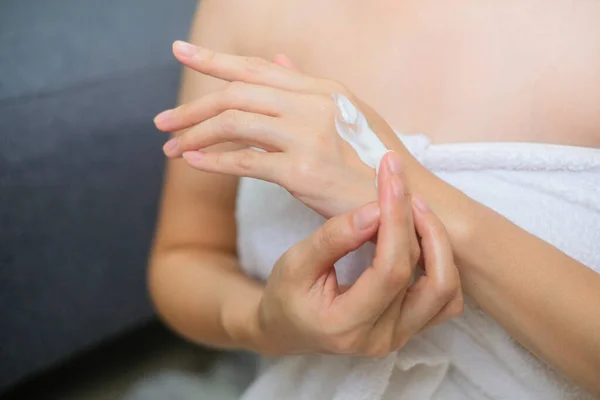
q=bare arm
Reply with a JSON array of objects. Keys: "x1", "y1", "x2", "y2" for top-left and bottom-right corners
[
  {"x1": 408, "y1": 164, "x2": 600, "y2": 395},
  {"x1": 149, "y1": 0, "x2": 264, "y2": 351}
]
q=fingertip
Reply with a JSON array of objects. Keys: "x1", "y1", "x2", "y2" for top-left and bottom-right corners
[
  {"x1": 173, "y1": 40, "x2": 197, "y2": 59},
  {"x1": 154, "y1": 110, "x2": 173, "y2": 130},
  {"x1": 273, "y1": 53, "x2": 298, "y2": 70},
  {"x1": 182, "y1": 151, "x2": 204, "y2": 164},
  {"x1": 412, "y1": 194, "x2": 430, "y2": 214},
  {"x1": 352, "y1": 202, "x2": 381, "y2": 231},
  {"x1": 163, "y1": 137, "x2": 179, "y2": 157},
  {"x1": 411, "y1": 195, "x2": 434, "y2": 237},
  {"x1": 385, "y1": 150, "x2": 402, "y2": 175}
]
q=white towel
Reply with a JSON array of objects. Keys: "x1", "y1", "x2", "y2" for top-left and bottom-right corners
[{"x1": 235, "y1": 134, "x2": 600, "y2": 400}]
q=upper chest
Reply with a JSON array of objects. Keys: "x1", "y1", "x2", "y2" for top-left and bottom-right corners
[{"x1": 248, "y1": 0, "x2": 600, "y2": 146}]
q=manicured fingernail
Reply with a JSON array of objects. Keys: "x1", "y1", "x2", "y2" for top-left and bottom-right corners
[
  {"x1": 412, "y1": 194, "x2": 430, "y2": 212},
  {"x1": 182, "y1": 151, "x2": 203, "y2": 164},
  {"x1": 391, "y1": 175, "x2": 404, "y2": 198},
  {"x1": 163, "y1": 138, "x2": 178, "y2": 156},
  {"x1": 173, "y1": 41, "x2": 197, "y2": 58},
  {"x1": 354, "y1": 202, "x2": 380, "y2": 230},
  {"x1": 386, "y1": 151, "x2": 402, "y2": 175},
  {"x1": 154, "y1": 109, "x2": 173, "y2": 126}
]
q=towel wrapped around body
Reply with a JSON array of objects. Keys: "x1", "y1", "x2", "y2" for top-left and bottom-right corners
[{"x1": 235, "y1": 134, "x2": 600, "y2": 400}]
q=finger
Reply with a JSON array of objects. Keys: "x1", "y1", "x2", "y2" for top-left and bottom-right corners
[
  {"x1": 172, "y1": 41, "x2": 314, "y2": 92},
  {"x1": 393, "y1": 195, "x2": 461, "y2": 342},
  {"x1": 273, "y1": 54, "x2": 299, "y2": 71},
  {"x1": 290, "y1": 202, "x2": 380, "y2": 284},
  {"x1": 154, "y1": 82, "x2": 294, "y2": 133},
  {"x1": 373, "y1": 151, "x2": 414, "y2": 277},
  {"x1": 163, "y1": 110, "x2": 295, "y2": 157},
  {"x1": 419, "y1": 289, "x2": 464, "y2": 332},
  {"x1": 377, "y1": 151, "x2": 420, "y2": 265},
  {"x1": 336, "y1": 152, "x2": 412, "y2": 321},
  {"x1": 181, "y1": 148, "x2": 289, "y2": 184}
]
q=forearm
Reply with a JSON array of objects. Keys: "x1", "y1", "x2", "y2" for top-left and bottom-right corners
[
  {"x1": 149, "y1": 247, "x2": 266, "y2": 352},
  {"x1": 410, "y1": 167, "x2": 600, "y2": 394}
]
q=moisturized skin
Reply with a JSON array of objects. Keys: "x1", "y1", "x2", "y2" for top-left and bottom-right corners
[{"x1": 332, "y1": 93, "x2": 389, "y2": 178}]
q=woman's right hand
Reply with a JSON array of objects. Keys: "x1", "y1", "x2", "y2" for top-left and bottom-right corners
[{"x1": 255, "y1": 152, "x2": 463, "y2": 356}]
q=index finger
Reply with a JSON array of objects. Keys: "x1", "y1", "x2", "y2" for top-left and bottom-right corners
[
  {"x1": 335, "y1": 152, "x2": 413, "y2": 321},
  {"x1": 172, "y1": 41, "x2": 314, "y2": 92}
]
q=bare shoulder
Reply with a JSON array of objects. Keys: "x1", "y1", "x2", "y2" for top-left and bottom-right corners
[{"x1": 196, "y1": 0, "x2": 279, "y2": 55}]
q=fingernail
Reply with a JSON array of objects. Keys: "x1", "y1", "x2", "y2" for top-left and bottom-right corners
[
  {"x1": 391, "y1": 175, "x2": 404, "y2": 198},
  {"x1": 182, "y1": 151, "x2": 203, "y2": 164},
  {"x1": 154, "y1": 109, "x2": 173, "y2": 126},
  {"x1": 353, "y1": 202, "x2": 380, "y2": 230},
  {"x1": 173, "y1": 40, "x2": 197, "y2": 58},
  {"x1": 412, "y1": 194, "x2": 430, "y2": 212},
  {"x1": 386, "y1": 151, "x2": 402, "y2": 175},
  {"x1": 163, "y1": 138, "x2": 179, "y2": 156}
]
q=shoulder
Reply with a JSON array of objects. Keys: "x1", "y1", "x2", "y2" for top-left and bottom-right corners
[{"x1": 195, "y1": 0, "x2": 278, "y2": 55}]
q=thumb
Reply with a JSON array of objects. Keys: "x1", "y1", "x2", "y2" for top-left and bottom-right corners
[
  {"x1": 292, "y1": 202, "x2": 380, "y2": 284},
  {"x1": 273, "y1": 53, "x2": 299, "y2": 70}
]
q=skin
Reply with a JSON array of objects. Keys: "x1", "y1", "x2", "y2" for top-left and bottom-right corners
[{"x1": 149, "y1": 0, "x2": 600, "y2": 395}]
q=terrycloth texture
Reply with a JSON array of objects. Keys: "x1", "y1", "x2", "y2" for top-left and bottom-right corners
[{"x1": 235, "y1": 134, "x2": 600, "y2": 400}]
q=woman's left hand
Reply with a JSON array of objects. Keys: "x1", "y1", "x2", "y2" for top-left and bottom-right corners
[{"x1": 154, "y1": 41, "x2": 404, "y2": 218}]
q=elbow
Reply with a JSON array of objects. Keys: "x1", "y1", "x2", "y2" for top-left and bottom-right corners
[
  {"x1": 147, "y1": 252, "x2": 173, "y2": 328},
  {"x1": 147, "y1": 249, "x2": 186, "y2": 336}
]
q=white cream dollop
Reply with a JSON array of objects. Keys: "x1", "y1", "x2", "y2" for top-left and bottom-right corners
[{"x1": 332, "y1": 93, "x2": 389, "y2": 176}]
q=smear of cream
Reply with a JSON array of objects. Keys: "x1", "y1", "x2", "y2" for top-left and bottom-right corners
[{"x1": 332, "y1": 93, "x2": 389, "y2": 177}]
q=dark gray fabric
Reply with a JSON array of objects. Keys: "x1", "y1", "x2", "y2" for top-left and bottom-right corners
[
  {"x1": 0, "y1": 0, "x2": 198, "y2": 390},
  {"x1": 0, "y1": 65, "x2": 179, "y2": 390},
  {"x1": 0, "y1": 0, "x2": 197, "y2": 100}
]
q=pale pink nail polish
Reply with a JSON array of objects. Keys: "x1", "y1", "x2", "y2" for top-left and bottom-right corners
[
  {"x1": 391, "y1": 175, "x2": 403, "y2": 198},
  {"x1": 163, "y1": 138, "x2": 178, "y2": 155},
  {"x1": 154, "y1": 109, "x2": 173, "y2": 126},
  {"x1": 413, "y1": 194, "x2": 430, "y2": 212},
  {"x1": 182, "y1": 151, "x2": 203, "y2": 164},
  {"x1": 353, "y1": 203, "x2": 380, "y2": 230},
  {"x1": 386, "y1": 151, "x2": 402, "y2": 175},
  {"x1": 173, "y1": 41, "x2": 197, "y2": 58}
]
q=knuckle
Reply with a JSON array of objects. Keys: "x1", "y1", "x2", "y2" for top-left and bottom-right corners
[
  {"x1": 222, "y1": 81, "x2": 245, "y2": 104},
  {"x1": 328, "y1": 332, "x2": 363, "y2": 355},
  {"x1": 316, "y1": 223, "x2": 344, "y2": 253},
  {"x1": 312, "y1": 94, "x2": 337, "y2": 120},
  {"x1": 218, "y1": 109, "x2": 240, "y2": 135},
  {"x1": 432, "y1": 280, "x2": 458, "y2": 304},
  {"x1": 447, "y1": 294, "x2": 465, "y2": 318},
  {"x1": 279, "y1": 246, "x2": 303, "y2": 278},
  {"x1": 327, "y1": 79, "x2": 349, "y2": 95},
  {"x1": 176, "y1": 133, "x2": 189, "y2": 150},
  {"x1": 292, "y1": 157, "x2": 318, "y2": 180},
  {"x1": 234, "y1": 150, "x2": 255, "y2": 171},
  {"x1": 364, "y1": 341, "x2": 391, "y2": 358},
  {"x1": 201, "y1": 48, "x2": 216, "y2": 63},
  {"x1": 212, "y1": 152, "x2": 225, "y2": 168},
  {"x1": 427, "y1": 219, "x2": 448, "y2": 240},
  {"x1": 171, "y1": 104, "x2": 187, "y2": 121},
  {"x1": 392, "y1": 334, "x2": 409, "y2": 352},
  {"x1": 385, "y1": 266, "x2": 412, "y2": 288},
  {"x1": 245, "y1": 56, "x2": 270, "y2": 75},
  {"x1": 409, "y1": 243, "x2": 421, "y2": 265}
]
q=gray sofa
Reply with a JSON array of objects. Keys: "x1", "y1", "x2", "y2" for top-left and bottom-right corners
[{"x1": 0, "y1": 0, "x2": 197, "y2": 391}]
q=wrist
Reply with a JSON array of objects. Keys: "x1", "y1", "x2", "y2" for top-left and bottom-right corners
[
  {"x1": 406, "y1": 165, "x2": 478, "y2": 255},
  {"x1": 220, "y1": 279, "x2": 269, "y2": 353}
]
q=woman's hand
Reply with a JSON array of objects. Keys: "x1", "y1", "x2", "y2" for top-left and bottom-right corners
[
  {"x1": 154, "y1": 41, "x2": 409, "y2": 218},
  {"x1": 254, "y1": 151, "x2": 463, "y2": 356}
]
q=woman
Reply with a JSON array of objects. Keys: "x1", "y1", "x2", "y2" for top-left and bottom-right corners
[{"x1": 149, "y1": 0, "x2": 600, "y2": 398}]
